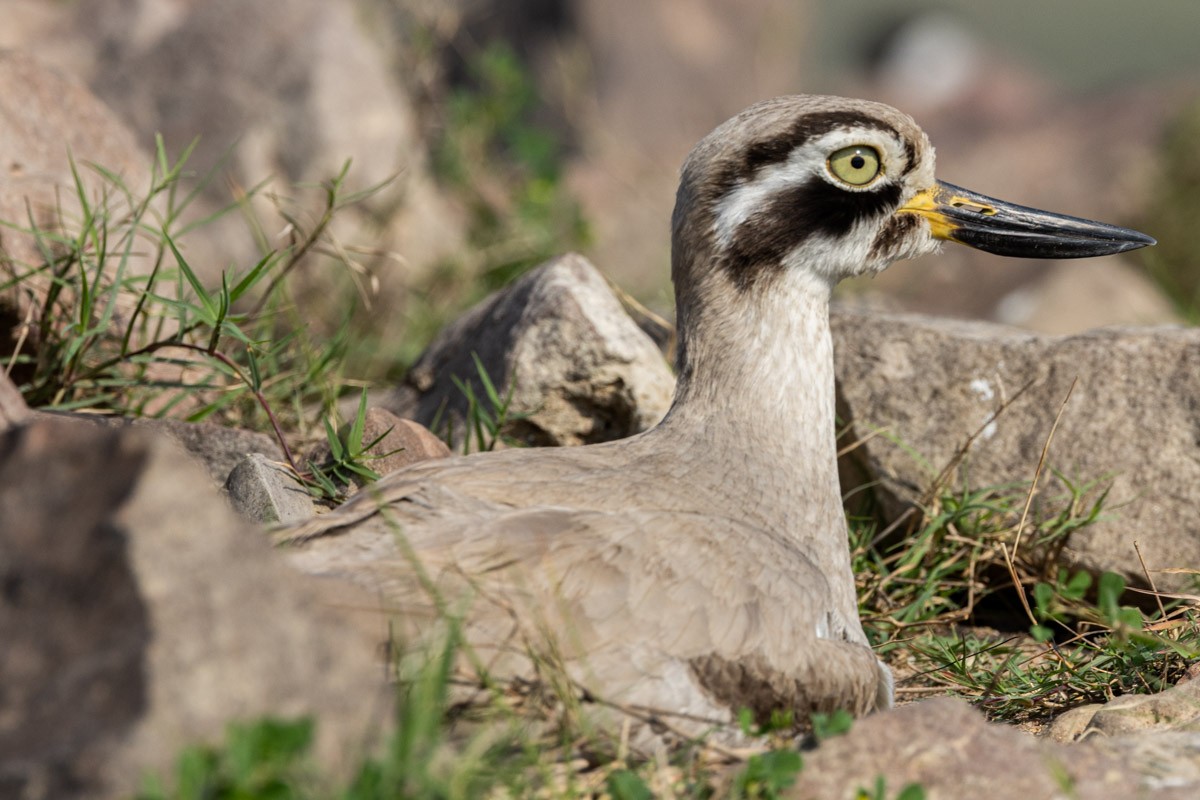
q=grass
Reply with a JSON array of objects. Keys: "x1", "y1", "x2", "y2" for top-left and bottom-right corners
[
  {"x1": 851, "y1": 463, "x2": 1200, "y2": 724},
  {"x1": 0, "y1": 137, "x2": 387, "y2": 475}
]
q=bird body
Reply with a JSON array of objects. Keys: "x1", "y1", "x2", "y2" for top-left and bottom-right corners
[{"x1": 279, "y1": 96, "x2": 1153, "y2": 742}]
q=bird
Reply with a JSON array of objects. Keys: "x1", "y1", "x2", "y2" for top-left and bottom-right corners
[{"x1": 277, "y1": 95, "x2": 1154, "y2": 745}]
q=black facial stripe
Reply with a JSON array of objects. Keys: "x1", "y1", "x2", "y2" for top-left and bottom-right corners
[
  {"x1": 722, "y1": 177, "x2": 903, "y2": 291},
  {"x1": 901, "y1": 139, "x2": 917, "y2": 177}
]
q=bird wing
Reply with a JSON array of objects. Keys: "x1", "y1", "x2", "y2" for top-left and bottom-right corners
[{"x1": 283, "y1": 487, "x2": 888, "y2": 732}]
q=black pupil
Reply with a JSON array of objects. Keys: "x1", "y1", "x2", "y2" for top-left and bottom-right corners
[{"x1": 850, "y1": 153, "x2": 866, "y2": 170}]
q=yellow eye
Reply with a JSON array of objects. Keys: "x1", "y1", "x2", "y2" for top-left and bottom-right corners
[{"x1": 827, "y1": 145, "x2": 882, "y2": 186}]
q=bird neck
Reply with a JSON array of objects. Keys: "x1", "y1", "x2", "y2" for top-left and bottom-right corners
[
  {"x1": 664, "y1": 267, "x2": 839, "y2": 460},
  {"x1": 654, "y1": 266, "x2": 859, "y2": 622},
  {"x1": 643, "y1": 264, "x2": 861, "y2": 629}
]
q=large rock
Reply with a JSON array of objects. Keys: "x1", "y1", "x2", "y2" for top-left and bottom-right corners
[
  {"x1": 386, "y1": 253, "x2": 674, "y2": 448},
  {"x1": 0, "y1": 50, "x2": 151, "y2": 338},
  {"x1": 60, "y1": 0, "x2": 463, "y2": 324},
  {"x1": 0, "y1": 418, "x2": 389, "y2": 799},
  {"x1": 40, "y1": 413, "x2": 285, "y2": 486},
  {"x1": 832, "y1": 308, "x2": 1200, "y2": 588},
  {"x1": 785, "y1": 697, "x2": 1200, "y2": 799}
]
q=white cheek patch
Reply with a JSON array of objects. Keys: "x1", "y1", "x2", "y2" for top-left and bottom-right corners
[
  {"x1": 711, "y1": 128, "x2": 914, "y2": 254},
  {"x1": 711, "y1": 144, "x2": 825, "y2": 251}
]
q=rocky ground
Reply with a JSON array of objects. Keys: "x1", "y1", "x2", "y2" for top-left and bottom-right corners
[
  {"x1": 6, "y1": 255, "x2": 1200, "y2": 798},
  {"x1": 2, "y1": 2, "x2": 1200, "y2": 798}
]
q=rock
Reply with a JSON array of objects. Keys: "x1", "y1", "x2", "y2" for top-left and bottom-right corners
[
  {"x1": 993, "y1": 258, "x2": 1182, "y2": 334},
  {"x1": 785, "y1": 697, "x2": 1200, "y2": 799},
  {"x1": 0, "y1": 372, "x2": 30, "y2": 432},
  {"x1": 40, "y1": 413, "x2": 285, "y2": 486},
  {"x1": 1044, "y1": 679, "x2": 1200, "y2": 793},
  {"x1": 0, "y1": 50, "x2": 152, "y2": 341},
  {"x1": 308, "y1": 408, "x2": 451, "y2": 487},
  {"x1": 225, "y1": 452, "x2": 316, "y2": 525},
  {"x1": 56, "y1": 0, "x2": 463, "y2": 335},
  {"x1": 832, "y1": 308, "x2": 1200, "y2": 589},
  {"x1": 0, "y1": 419, "x2": 388, "y2": 799},
  {"x1": 386, "y1": 253, "x2": 674, "y2": 449},
  {"x1": 1049, "y1": 677, "x2": 1200, "y2": 742},
  {"x1": 557, "y1": 0, "x2": 812, "y2": 298}
]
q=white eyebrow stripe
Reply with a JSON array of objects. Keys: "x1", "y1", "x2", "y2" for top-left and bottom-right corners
[
  {"x1": 711, "y1": 128, "x2": 904, "y2": 252},
  {"x1": 713, "y1": 162, "x2": 813, "y2": 251}
]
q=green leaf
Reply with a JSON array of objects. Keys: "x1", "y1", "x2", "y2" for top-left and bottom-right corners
[
  {"x1": 348, "y1": 388, "x2": 370, "y2": 456},
  {"x1": 229, "y1": 252, "x2": 278, "y2": 303},
  {"x1": 1031, "y1": 624, "x2": 1054, "y2": 643},
  {"x1": 896, "y1": 784, "x2": 928, "y2": 800},
  {"x1": 607, "y1": 770, "x2": 654, "y2": 800},
  {"x1": 735, "y1": 749, "x2": 803, "y2": 798},
  {"x1": 324, "y1": 415, "x2": 344, "y2": 461},
  {"x1": 1098, "y1": 572, "x2": 1126, "y2": 621},
  {"x1": 1065, "y1": 569, "x2": 1092, "y2": 599},
  {"x1": 1032, "y1": 582, "x2": 1054, "y2": 617},
  {"x1": 810, "y1": 708, "x2": 853, "y2": 741}
]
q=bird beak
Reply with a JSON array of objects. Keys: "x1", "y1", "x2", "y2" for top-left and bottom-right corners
[{"x1": 898, "y1": 181, "x2": 1156, "y2": 258}]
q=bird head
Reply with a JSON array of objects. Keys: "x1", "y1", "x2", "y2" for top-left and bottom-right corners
[{"x1": 671, "y1": 95, "x2": 1155, "y2": 299}]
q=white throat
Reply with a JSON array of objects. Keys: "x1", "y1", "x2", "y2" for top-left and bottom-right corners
[{"x1": 666, "y1": 267, "x2": 838, "y2": 448}]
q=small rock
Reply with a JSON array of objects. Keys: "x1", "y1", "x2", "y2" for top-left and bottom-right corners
[
  {"x1": 1049, "y1": 679, "x2": 1200, "y2": 742},
  {"x1": 386, "y1": 253, "x2": 675, "y2": 449},
  {"x1": 43, "y1": 412, "x2": 285, "y2": 486},
  {"x1": 994, "y1": 258, "x2": 1182, "y2": 334},
  {"x1": 225, "y1": 452, "x2": 316, "y2": 525}
]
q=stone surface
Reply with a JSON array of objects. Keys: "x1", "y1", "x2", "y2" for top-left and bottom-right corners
[
  {"x1": 992, "y1": 258, "x2": 1182, "y2": 334},
  {"x1": 386, "y1": 253, "x2": 674, "y2": 448},
  {"x1": 225, "y1": 452, "x2": 316, "y2": 525},
  {"x1": 1050, "y1": 675, "x2": 1200, "y2": 742},
  {"x1": 55, "y1": 0, "x2": 463, "y2": 332},
  {"x1": 41, "y1": 413, "x2": 285, "y2": 486},
  {"x1": 832, "y1": 308, "x2": 1200, "y2": 589},
  {"x1": 786, "y1": 697, "x2": 1200, "y2": 799},
  {"x1": 0, "y1": 50, "x2": 152, "y2": 340},
  {"x1": 0, "y1": 419, "x2": 389, "y2": 799}
]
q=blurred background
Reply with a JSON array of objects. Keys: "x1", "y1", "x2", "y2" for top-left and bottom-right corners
[{"x1": 5, "y1": 0, "x2": 1200, "y2": 374}]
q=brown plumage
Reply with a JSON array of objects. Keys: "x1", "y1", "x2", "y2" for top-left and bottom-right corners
[{"x1": 277, "y1": 95, "x2": 1154, "y2": 744}]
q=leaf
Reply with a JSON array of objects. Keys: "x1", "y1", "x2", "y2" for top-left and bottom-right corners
[
  {"x1": 1031, "y1": 624, "x2": 1054, "y2": 643},
  {"x1": 324, "y1": 415, "x2": 344, "y2": 461},
  {"x1": 810, "y1": 708, "x2": 853, "y2": 741},
  {"x1": 735, "y1": 750, "x2": 803, "y2": 798},
  {"x1": 1098, "y1": 572, "x2": 1126, "y2": 621},
  {"x1": 166, "y1": 232, "x2": 216, "y2": 318},
  {"x1": 1065, "y1": 569, "x2": 1092, "y2": 599},
  {"x1": 607, "y1": 770, "x2": 654, "y2": 800},
  {"x1": 348, "y1": 388, "x2": 370, "y2": 456}
]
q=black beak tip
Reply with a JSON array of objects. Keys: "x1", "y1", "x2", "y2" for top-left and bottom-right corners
[
  {"x1": 1127, "y1": 230, "x2": 1158, "y2": 249},
  {"x1": 1103, "y1": 228, "x2": 1157, "y2": 256}
]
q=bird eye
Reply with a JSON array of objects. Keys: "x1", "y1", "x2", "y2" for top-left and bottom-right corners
[{"x1": 827, "y1": 145, "x2": 882, "y2": 186}]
